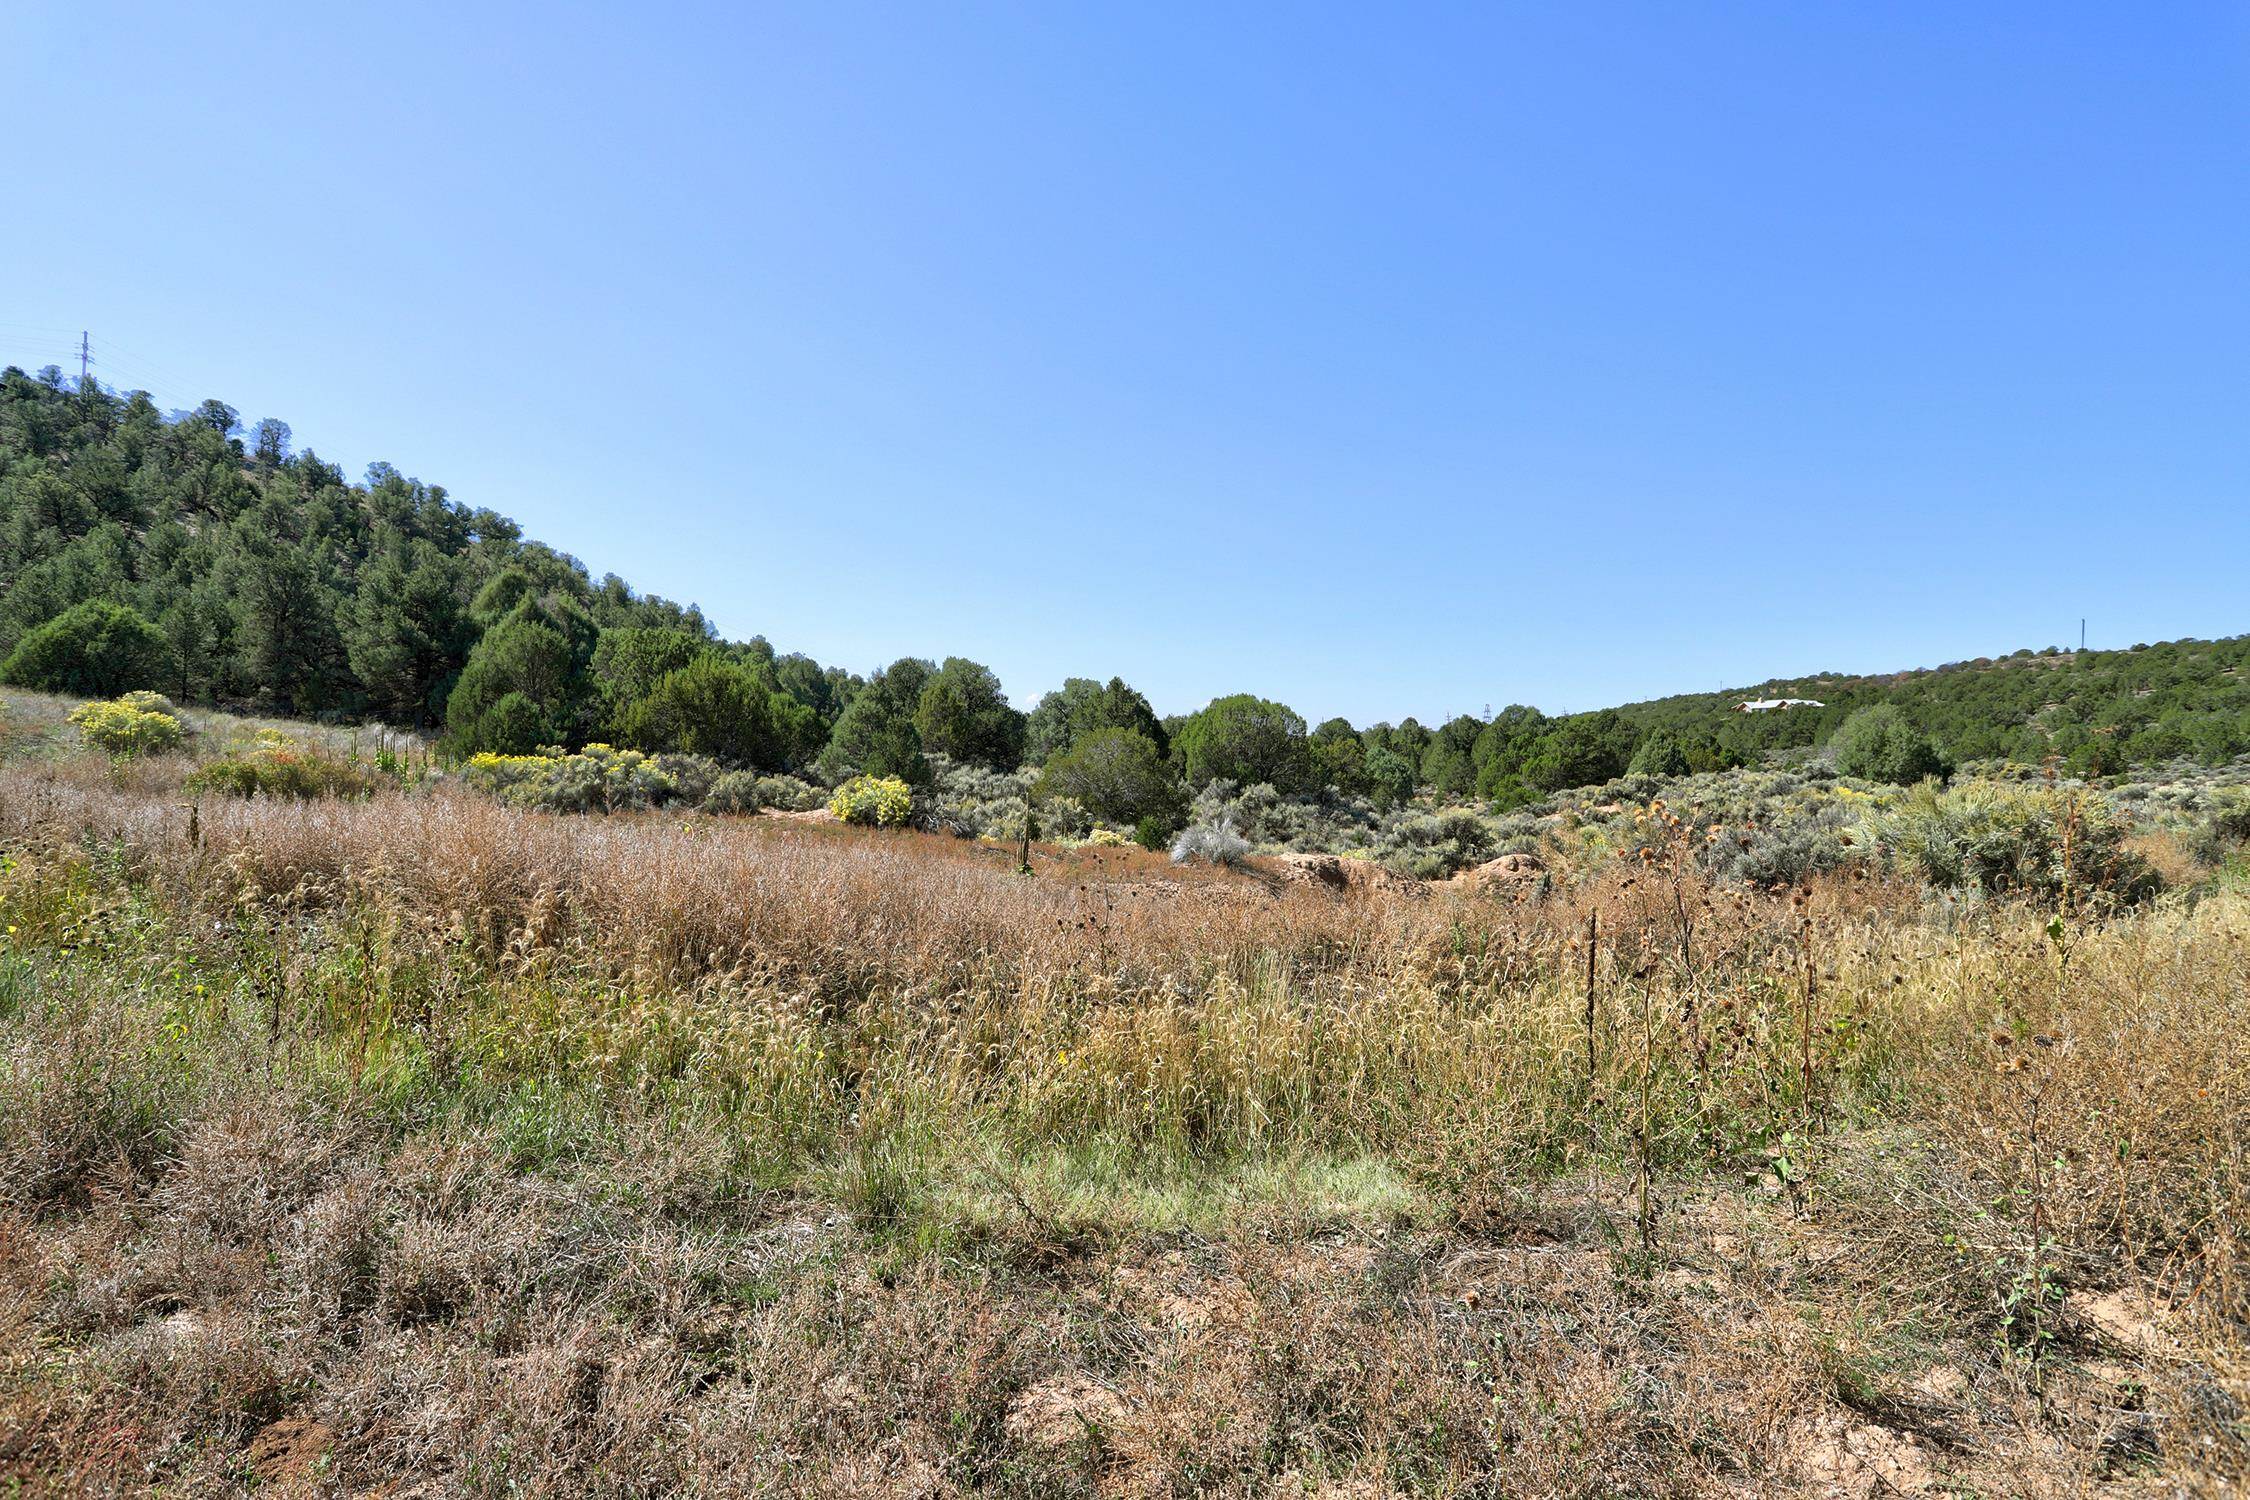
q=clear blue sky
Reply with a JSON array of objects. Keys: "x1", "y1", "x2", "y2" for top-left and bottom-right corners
[{"x1": 5, "y1": 4, "x2": 2246, "y2": 724}]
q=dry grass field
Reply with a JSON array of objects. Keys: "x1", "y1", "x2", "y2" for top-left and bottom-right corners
[{"x1": 0, "y1": 716, "x2": 2245, "y2": 1495}]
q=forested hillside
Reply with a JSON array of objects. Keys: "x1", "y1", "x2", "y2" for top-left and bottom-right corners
[
  {"x1": 4, "y1": 364, "x2": 2245, "y2": 816},
  {"x1": 1613, "y1": 640, "x2": 2250, "y2": 777}
]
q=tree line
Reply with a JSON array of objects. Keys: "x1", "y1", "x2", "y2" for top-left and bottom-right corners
[{"x1": 5, "y1": 365, "x2": 2246, "y2": 826}]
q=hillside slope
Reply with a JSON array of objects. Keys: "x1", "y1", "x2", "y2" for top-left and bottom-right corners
[
  {"x1": 1614, "y1": 636, "x2": 2250, "y2": 773},
  {"x1": 3, "y1": 364, "x2": 2244, "y2": 794}
]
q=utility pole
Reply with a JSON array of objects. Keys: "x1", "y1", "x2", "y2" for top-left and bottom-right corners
[
  {"x1": 2080, "y1": 619, "x2": 2086, "y2": 652},
  {"x1": 78, "y1": 331, "x2": 91, "y2": 384}
]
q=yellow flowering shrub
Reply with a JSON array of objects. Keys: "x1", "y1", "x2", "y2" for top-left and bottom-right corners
[
  {"x1": 829, "y1": 775, "x2": 914, "y2": 827},
  {"x1": 463, "y1": 750, "x2": 557, "y2": 798},
  {"x1": 464, "y1": 745, "x2": 675, "y2": 813},
  {"x1": 68, "y1": 695, "x2": 185, "y2": 759}
]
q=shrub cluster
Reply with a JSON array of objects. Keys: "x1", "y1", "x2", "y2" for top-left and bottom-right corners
[
  {"x1": 1371, "y1": 807, "x2": 1497, "y2": 879},
  {"x1": 1187, "y1": 780, "x2": 1383, "y2": 854},
  {"x1": 703, "y1": 770, "x2": 823, "y2": 815},
  {"x1": 829, "y1": 774, "x2": 914, "y2": 827},
  {"x1": 187, "y1": 733, "x2": 393, "y2": 801},
  {"x1": 463, "y1": 744, "x2": 677, "y2": 814},
  {"x1": 68, "y1": 691, "x2": 186, "y2": 760},
  {"x1": 1171, "y1": 817, "x2": 1250, "y2": 867},
  {"x1": 1875, "y1": 777, "x2": 2161, "y2": 906}
]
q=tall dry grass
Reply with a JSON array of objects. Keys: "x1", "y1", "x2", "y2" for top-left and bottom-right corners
[{"x1": 1, "y1": 757, "x2": 2245, "y2": 1493}]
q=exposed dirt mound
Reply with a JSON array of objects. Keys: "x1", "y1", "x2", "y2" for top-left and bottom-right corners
[
  {"x1": 1448, "y1": 851, "x2": 1548, "y2": 891},
  {"x1": 1264, "y1": 851, "x2": 1423, "y2": 896}
]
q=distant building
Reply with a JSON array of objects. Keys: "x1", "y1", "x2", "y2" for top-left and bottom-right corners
[{"x1": 1734, "y1": 697, "x2": 1824, "y2": 713}]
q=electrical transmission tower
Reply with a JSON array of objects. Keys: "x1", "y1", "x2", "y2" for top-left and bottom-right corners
[{"x1": 78, "y1": 331, "x2": 92, "y2": 384}]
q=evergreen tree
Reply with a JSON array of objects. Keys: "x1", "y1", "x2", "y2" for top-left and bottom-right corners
[
  {"x1": 1037, "y1": 728, "x2": 1177, "y2": 825},
  {"x1": 914, "y1": 656, "x2": 1027, "y2": 767},
  {"x1": 1831, "y1": 705, "x2": 1947, "y2": 785},
  {"x1": 1175, "y1": 694, "x2": 1310, "y2": 793},
  {"x1": 617, "y1": 656, "x2": 818, "y2": 770},
  {"x1": 446, "y1": 615, "x2": 579, "y2": 752},
  {"x1": 345, "y1": 542, "x2": 469, "y2": 724},
  {"x1": 0, "y1": 599, "x2": 169, "y2": 696},
  {"x1": 822, "y1": 658, "x2": 935, "y2": 784}
]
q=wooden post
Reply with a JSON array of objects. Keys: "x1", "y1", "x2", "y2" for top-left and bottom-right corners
[
  {"x1": 1583, "y1": 910, "x2": 1599, "y2": 1089},
  {"x1": 1801, "y1": 914, "x2": 1818, "y2": 1129}
]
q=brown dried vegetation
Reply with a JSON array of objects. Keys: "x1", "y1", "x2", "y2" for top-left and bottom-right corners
[{"x1": 0, "y1": 758, "x2": 2243, "y2": 1495}]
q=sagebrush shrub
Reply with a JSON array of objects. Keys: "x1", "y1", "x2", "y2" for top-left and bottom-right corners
[
  {"x1": 753, "y1": 774, "x2": 824, "y2": 813},
  {"x1": 924, "y1": 756, "x2": 1038, "y2": 838},
  {"x1": 1877, "y1": 777, "x2": 2160, "y2": 905},
  {"x1": 1373, "y1": 807, "x2": 1496, "y2": 879},
  {"x1": 1703, "y1": 799, "x2": 1868, "y2": 888},
  {"x1": 703, "y1": 770, "x2": 824, "y2": 815},
  {"x1": 653, "y1": 753, "x2": 723, "y2": 808},
  {"x1": 2208, "y1": 787, "x2": 2250, "y2": 845},
  {"x1": 1171, "y1": 817, "x2": 1250, "y2": 867},
  {"x1": 702, "y1": 770, "x2": 767, "y2": 815},
  {"x1": 1189, "y1": 780, "x2": 1381, "y2": 853}
]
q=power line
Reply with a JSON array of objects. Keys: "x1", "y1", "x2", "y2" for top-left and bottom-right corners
[
  {"x1": 85, "y1": 348, "x2": 192, "y2": 410},
  {"x1": 94, "y1": 336, "x2": 204, "y2": 398},
  {"x1": 0, "y1": 331, "x2": 197, "y2": 415}
]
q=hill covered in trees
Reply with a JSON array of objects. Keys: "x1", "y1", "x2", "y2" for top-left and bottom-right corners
[{"x1": 3, "y1": 363, "x2": 2245, "y2": 823}]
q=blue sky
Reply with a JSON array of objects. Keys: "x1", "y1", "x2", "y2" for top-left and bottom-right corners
[{"x1": 4, "y1": 3, "x2": 2245, "y2": 723}]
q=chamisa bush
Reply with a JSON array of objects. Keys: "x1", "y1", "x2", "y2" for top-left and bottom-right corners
[
  {"x1": 67, "y1": 692, "x2": 186, "y2": 760},
  {"x1": 463, "y1": 744, "x2": 678, "y2": 814},
  {"x1": 829, "y1": 774, "x2": 914, "y2": 827}
]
